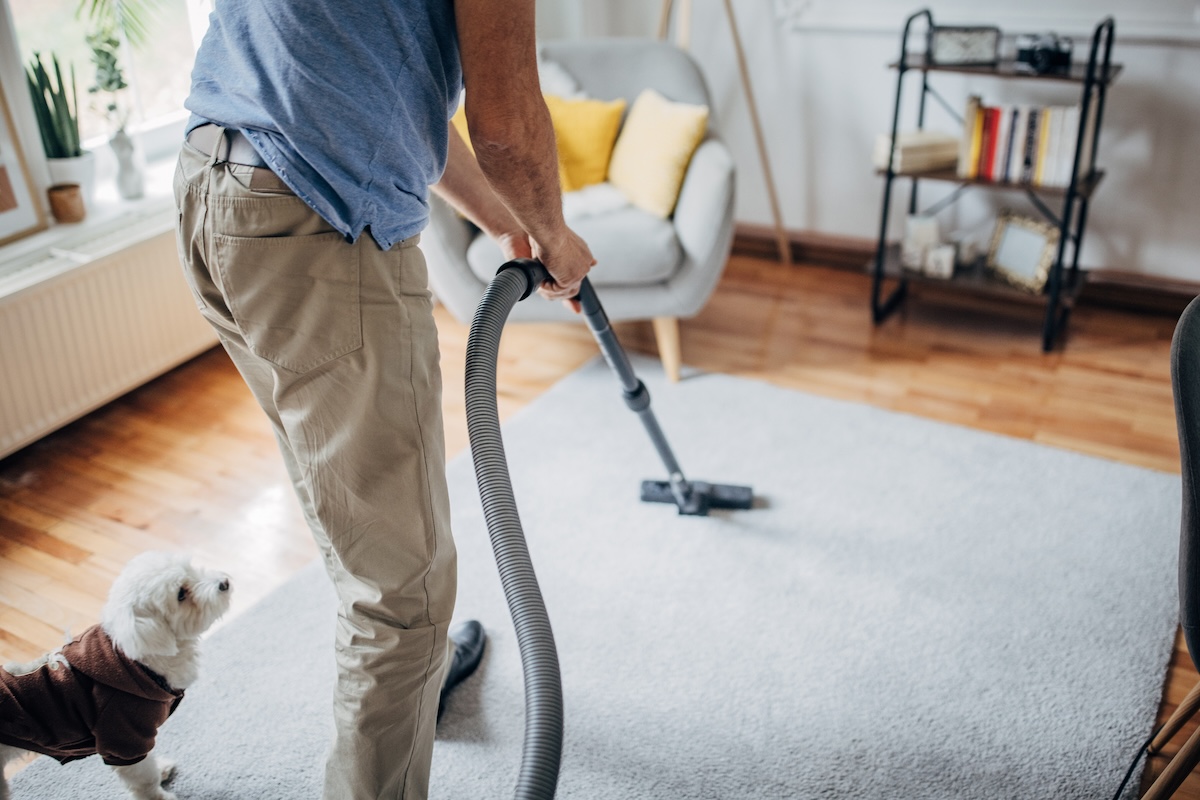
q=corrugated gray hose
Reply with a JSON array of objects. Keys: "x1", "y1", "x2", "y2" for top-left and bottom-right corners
[{"x1": 464, "y1": 258, "x2": 562, "y2": 800}]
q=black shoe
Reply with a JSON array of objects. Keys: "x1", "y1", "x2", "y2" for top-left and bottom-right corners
[{"x1": 438, "y1": 620, "x2": 486, "y2": 721}]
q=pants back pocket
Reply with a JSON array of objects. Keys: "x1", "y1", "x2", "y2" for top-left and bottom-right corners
[{"x1": 213, "y1": 230, "x2": 362, "y2": 373}]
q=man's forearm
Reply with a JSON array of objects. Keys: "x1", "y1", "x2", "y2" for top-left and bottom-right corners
[
  {"x1": 432, "y1": 124, "x2": 525, "y2": 242},
  {"x1": 467, "y1": 102, "x2": 565, "y2": 244},
  {"x1": 453, "y1": 0, "x2": 565, "y2": 243},
  {"x1": 453, "y1": 0, "x2": 596, "y2": 298}
]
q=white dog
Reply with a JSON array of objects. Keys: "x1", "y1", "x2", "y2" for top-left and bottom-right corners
[{"x1": 0, "y1": 552, "x2": 231, "y2": 800}]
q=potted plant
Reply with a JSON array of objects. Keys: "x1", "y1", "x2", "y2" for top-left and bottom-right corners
[
  {"x1": 25, "y1": 52, "x2": 94, "y2": 218},
  {"x1": 87, "y1": 26, "x2": 143, "y2": 200}
]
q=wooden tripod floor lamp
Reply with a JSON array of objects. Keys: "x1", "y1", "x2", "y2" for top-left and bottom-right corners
[{"x1": 659, "y1": 0, "x2": 792, "y2": 265}]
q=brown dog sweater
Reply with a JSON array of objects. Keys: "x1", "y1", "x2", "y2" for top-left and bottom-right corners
[{"x1": 0, "y1": 624, "x2": 184, "y2": 766}]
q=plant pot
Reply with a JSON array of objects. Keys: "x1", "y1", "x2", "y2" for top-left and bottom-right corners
[
  {"x1": 47, "y1": 184, "x2": 86, "y2": 223},
  {"x1": 47, "y1": 151, "x2": 96, "y2": 207}
]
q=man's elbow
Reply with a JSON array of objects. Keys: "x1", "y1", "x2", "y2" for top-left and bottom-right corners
[
  {"x1": 466, "y1": 113, "x2": 526, "y2": 157},
  {"x1": 465, "y1": 92, "x2": 546, "y2": 155}
]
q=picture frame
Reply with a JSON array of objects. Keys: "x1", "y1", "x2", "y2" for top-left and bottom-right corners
[
  {"x1": 986, "y1": 210, "x2": 1060, "y2": 293},
  {"x1": 0, "y1": 79, "x2": 46, "y2": 247},
  {"x1": 926, "y1": 25, "x2": 1001, "y2": 67}
]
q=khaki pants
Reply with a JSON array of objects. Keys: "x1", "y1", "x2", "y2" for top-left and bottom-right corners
[{"x1": 174, "y1": 137, "x2": 456, "y2": 800}]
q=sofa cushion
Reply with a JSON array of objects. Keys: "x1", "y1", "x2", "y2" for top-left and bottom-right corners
[
  {"x1": 543, "y1": 94, "x2": 627, "y2": 192},
  {"x1": 465, "y1": 206, "x2": 683, "y2": 288},
  {"x1": 608, "y1": 88, "x2": 709, "y2": 219}
]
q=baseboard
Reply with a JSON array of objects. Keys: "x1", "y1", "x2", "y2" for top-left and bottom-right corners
[
  {"x1": 1080, "y1": 269, "x2": 1200, "y2": 316},
  {"x1": 731, "y1": 224, "x2": 1200, "y2": 318},
  {"x1": 731, "y1": 223, "x2": 876, "y2": 271}
]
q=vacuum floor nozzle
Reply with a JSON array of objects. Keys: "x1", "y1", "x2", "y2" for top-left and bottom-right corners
[{"x1": 640, "y1": 480, "x2": 755, "y2": 516}]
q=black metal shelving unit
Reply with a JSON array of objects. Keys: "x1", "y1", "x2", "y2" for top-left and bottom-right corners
[{"x1": 870, "y1": 10, "x2": 1119, "y2": 352}]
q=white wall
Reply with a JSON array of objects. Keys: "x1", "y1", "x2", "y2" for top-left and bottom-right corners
[{"x1": 557, "y1": 1, "x2": 1200, "y2": 282}]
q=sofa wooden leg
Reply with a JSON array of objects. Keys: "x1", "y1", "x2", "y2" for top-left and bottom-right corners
[{"x1": 653, "y1": 317, "x2": 681, "y2": 383}]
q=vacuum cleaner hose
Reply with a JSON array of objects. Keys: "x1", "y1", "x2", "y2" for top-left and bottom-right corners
[{"x1": 464, "y1": 258, "x2": 563, "y2": 800}]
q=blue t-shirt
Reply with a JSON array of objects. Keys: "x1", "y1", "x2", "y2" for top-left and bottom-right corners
[{"x1": 185, "y1": 0, "x2": 461, "y2": 250}]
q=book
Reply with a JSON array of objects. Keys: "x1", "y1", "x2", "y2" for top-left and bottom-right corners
[
  {"x1": 978, "y1": 106, "x2": 998, "y2": 180},
  {"x1": 1006, "y1": 106, "x2": 1029, "y2": 183},
  {"x1": 1047, "y1": 107, "x2": 1064, "y2": 187},
  {"x1": 958, "y1": 95, "x2": 981, "y2": 179},
  {"x1": 1021, "y1": 107, "x2": 1040, "y2": 184},
  {"x1": 969, "y1": 107, "x2": 985, "y2": 179},
  {"x1": 873, "y1": 131, "x2": 959, "y2": 172},
  {"x1": 1034, "y1": 108, "x2": 1052, "y2": 185},
  {"x1": 993, "y1": 105, "x2": 1013, "y2": 184}
]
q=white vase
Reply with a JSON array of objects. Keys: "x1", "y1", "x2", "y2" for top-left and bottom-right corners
[
  {"x1": 109, "y1": 129, "x2": 145, "y2": 201},
  {"x1": 47, "y1": 151, "x2": 97, "y2": 207}
]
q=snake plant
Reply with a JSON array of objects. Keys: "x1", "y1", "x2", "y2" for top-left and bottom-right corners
[{"x1": 26, "y1": 53, "x2": 83, "y2": 160}]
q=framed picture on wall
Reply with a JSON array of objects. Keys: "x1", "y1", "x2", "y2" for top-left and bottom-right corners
[{"x1": 0, "y1": 79, "x2": 45, "y2": 246}]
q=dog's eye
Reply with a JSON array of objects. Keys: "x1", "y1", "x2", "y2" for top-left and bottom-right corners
[{"x1": 177, "y1": 586, "x2": 189, "y2": 602}]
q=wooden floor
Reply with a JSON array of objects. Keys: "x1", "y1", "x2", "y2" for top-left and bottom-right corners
[{"x1": 0, "y1": 255, "x2": 1191, "y2": 795}]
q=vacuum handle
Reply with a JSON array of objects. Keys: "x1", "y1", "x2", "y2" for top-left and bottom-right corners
[
  {"x1": 498, "y1": 258, "x2": 551, "y2": 301},
  {"x1": 497, "y1": 258, "x2": 598, "y2": 312}
]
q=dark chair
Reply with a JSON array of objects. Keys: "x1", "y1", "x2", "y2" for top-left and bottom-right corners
[{"x1": 1142, "y1": 296, "x2": 1200, "y2": 798}]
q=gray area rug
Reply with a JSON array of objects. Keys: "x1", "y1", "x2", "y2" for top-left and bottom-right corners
[{"x1": 14, "y1": 358, "x2": 1181, "y2": 799}]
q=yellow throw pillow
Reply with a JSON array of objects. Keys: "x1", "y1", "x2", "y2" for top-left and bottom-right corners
[
  {"x1": 450, "y1": 100, "x2": 472, "y2": 152},
  {"x1": 450, "y1": 94, "x2": 626, "y2": 194},
  {"x1": 542, "y1": 94, "x2": 626, "y2": 193},
  {"x1": 607, "y1": 88, "x2": 709, "y2": 219}
]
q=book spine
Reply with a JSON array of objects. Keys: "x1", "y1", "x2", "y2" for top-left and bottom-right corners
[
  {"x1": 1004, "y1": 106, "x2": 1025, "y2": 183},
  {"x1": 1042, "y1": 108, "x2": 1058, "y2": 188},
  {"x1": 995, "y1": 105, "x2": 1014, "y2": 184},
  {"x1": 1022, "y1": 108, "x2": 1040, "y2": 184},
  {"x1": 1022, "y1": 107, "x2": 1032, "y2": 184},
  {"x1": 990, "y1": 107, "x2": 1003, "y2": 181},
  {"x1": 968, "y1": 106, "x2": 985, "y2": 180},
  {"x1": 958, "y1": 95, "x2": 981, "y2": 179},
  {"x1": 989, "y1": 106, "x2": 1004, "y2": 183},
  {"x1": 1034, "y1": 108, "x2": 1052, "y2": 186},
  {"x1": 979, "y1": 106, "x2": 998, "y2": 181},
  {"x1": 1052, "y1": 107, "x2": 1067, "y2": 187}
]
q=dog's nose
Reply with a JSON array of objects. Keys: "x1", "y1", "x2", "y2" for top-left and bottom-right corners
[{"x1": 218, "y1": 580, "x2": 230, "y2": 592}]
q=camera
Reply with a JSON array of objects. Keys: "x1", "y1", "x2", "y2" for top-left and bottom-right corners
[{"x1": 1016, "y1": 33, "x2": 1073, "y2": 74}]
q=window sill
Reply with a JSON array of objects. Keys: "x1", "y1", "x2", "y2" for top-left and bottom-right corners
[{"x1": 0, "y1": 155, "x2": 178, "y2": 299}]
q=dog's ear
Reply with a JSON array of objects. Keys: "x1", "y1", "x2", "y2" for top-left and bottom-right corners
[{"x1": 104, "y1": 604, "x2": 179, "y2": 661}]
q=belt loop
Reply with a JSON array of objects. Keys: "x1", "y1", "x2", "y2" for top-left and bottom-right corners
[{"x1": 208, "y1": 125, "x2": 228, "y2": 167}]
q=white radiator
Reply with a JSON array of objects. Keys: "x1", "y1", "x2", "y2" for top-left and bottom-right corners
[{"x1": 0, "y1": 207, "x2": 219, "y2": 460}]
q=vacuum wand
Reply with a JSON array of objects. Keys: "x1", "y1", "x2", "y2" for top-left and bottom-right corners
[
  {"x1": 575, "y1": 280, "x2": 694, "y2": 510},
  {"x1": 505, "y1": 259, "x2": 754, "y2": 516}
]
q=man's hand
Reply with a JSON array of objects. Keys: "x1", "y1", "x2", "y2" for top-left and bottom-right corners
[
  {"x1": 532, "y1": 226, "x2": 595, "y2": 309},
  {"x1": 496, "y1": 231, "x2": 532, "y2": 262}
]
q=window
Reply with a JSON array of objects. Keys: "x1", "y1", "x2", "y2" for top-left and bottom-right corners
[{"x1": 9, "y1": 0, "x2": 199, "y2": 144}]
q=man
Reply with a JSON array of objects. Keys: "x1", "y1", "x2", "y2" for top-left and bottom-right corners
[{"x1": 174, "y1": 1, "x2": 595, "y2": 798}]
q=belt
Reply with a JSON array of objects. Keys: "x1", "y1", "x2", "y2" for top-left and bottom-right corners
[{"x1": 186, "y1": 124, "x2": 269, "y2": 168}]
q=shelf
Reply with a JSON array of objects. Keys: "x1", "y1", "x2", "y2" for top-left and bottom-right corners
[
  {"x1": 872, "y1": 12, "x2": 1114, "y2": 350},
  {"x1": 874, "y1": 244, "x2": 1085, "y2": 307},
  {"x1": 876, "y1": 167, "x2": 1105, "y2": 200},
  {"x1": 889, "y1": 55, "x2": 1123, "y2": 85}
]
